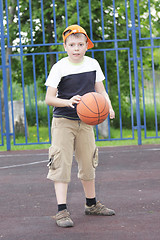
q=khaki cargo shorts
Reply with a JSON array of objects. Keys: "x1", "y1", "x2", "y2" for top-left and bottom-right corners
[{"x1": 47, "y1": 118, "x2": 98, "y2": 183}]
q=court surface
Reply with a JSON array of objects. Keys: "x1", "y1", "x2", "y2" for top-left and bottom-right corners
[{"x1": 0, "y1": 145, "x2": 160, "y2": 240}]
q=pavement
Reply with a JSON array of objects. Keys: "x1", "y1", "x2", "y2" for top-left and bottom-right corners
[{"x1": 0, "y1": 145, "x2": 160, "y2": 240}]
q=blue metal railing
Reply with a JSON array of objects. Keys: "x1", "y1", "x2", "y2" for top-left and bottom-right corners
[
  {"x1": 0, "y1": 0, "x2": 160, "y2": 150},
  {"x1": 130, "y1": 0, "x2": 142, "y2": 145},
  {"x1": 0, "y1": 90, "x2": 4, "y2": 147},
  {"x1": 0, "y1": 0, "x2": 11, "y2": 150}
]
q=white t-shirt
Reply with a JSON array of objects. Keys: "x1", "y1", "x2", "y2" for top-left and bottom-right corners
[
  {"x1": 45, "y1": 56, "x2": 105, "y2": 88},
  {"x1": 45, "y1": 56, "x2": 105, "y2": 120}
]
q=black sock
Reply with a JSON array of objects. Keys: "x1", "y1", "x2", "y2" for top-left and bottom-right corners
[
  {"x1": 58, "y1": 204, "x2": 67, "y2": 212},
  {"x1": 86, "y1": 197, "x2": 96, "y2": 207}
]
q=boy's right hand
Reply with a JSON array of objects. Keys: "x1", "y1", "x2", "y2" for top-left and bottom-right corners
[{"x1": 68, "y1": 95, "x2": 81, "y2": 108}]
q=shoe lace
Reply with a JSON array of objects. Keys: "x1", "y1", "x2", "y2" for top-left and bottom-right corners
[{"x1": 54, "y1": 210, "x2": 70, "y2": 220}]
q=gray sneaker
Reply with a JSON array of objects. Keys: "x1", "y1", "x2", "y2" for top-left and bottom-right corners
[
  {"x1": 85, "y1": 201, "x2": 115, "y2": 216},
  {"x1": 54, "y1": 209, "x2": 74, "y2": 227}
]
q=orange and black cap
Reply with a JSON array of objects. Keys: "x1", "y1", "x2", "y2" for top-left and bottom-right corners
[{"x1": 62, "y1": 24, "x2": 94, "y2": 50}]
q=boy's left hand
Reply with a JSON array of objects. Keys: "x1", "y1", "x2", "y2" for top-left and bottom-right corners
[
  {"x1": 68, "y1": 95, "x2": 81, "y2": 108},
  {"x1": 109, "y1": 108, "x2": 115, "y2": 119}
]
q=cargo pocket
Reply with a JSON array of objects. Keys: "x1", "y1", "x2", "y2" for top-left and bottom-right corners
[
  {"x1": 47, "y1": 145, "x2": 61, "y2": 170},
  {"x1": 92, "y1": 147, "x2": 99, "y2": 168}
]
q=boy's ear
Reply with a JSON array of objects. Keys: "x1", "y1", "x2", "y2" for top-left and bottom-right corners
[
  {"x1": 63, "y1": 43, "x2": 67, "y2": 51},
  {"x1": 86, "y1": 41, "x2": 88, "y2": 50}
]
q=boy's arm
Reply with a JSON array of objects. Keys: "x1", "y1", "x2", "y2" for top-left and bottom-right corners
[
  {"x1": 45, "y1": 86, "x2": 81, "y2": 108},
  {"x1": 95, "y1": 81, "x2": 115, "y2": 119}
]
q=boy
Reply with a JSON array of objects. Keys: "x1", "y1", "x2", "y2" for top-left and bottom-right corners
[{"x1": 45, "y1": 24, "x2": 115, "y2": 228}]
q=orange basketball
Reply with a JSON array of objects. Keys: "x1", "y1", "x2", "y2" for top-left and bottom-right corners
[{"x1": 77, "y1": 92, "x2": 109, "y2": 125}]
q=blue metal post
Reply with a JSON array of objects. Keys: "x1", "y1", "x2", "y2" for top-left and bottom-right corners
[
  {"x1": 130, "y1": 0, "x2": 142, "y2": 145},
  {"x1": 0, "y1": 0, "x2": 11, "y2": 150}
]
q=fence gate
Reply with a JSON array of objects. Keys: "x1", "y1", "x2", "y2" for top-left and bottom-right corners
[{"x1": 0, "y1": 0, "x2": 160, "y2": 150}]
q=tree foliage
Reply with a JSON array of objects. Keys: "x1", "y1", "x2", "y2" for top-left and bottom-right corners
[{"x1": 1, "y1": 0, "x2": 160, "y2": 128}]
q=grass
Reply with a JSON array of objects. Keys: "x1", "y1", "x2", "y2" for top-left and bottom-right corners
[
  {"x1": 0, "y1": 126, "x2": 160, "y2": 151},
  {"x1": 96, "y1": 127, "x2": 160, "y2": 147}
]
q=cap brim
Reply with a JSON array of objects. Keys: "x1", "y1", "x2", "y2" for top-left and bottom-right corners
[{"x1": 87, "y1": 37, "x2": 94, "y2": 49}]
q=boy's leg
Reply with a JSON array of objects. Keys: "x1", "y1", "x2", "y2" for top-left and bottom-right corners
[
  {"x1": 81, "y1": 178, "x2": 115, "y2": 216},
  {"x1": 48, "y1": 118, "x2": 76, "y2": 227},
  {"x1": 54, "y1": 182, "x2": 68, "y2": 204},
  {"x1": 75, "y1": 122, "x2": 115, "y2": 216},
  {"x1": 54, "y1": 181, "x2": 74, "y2": 228},
  {"x1": 81, "y1": 179, "x2": 95, "y2": 198},
  {"x1": 81, "y1": 179, "x2": 97, "y2": 207}
]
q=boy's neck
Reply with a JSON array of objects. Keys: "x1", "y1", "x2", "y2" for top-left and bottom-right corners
[{"x1": 67, "y1": 56, "x2": 85, "y2": 65}]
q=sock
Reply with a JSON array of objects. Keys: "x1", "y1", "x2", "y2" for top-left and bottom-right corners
[
  {"x1": 58, "y1": 204, "x2": 67, "y2": 212},
  {"x1": 86, "y1": 197, "x2": 96, "y2": 207}
]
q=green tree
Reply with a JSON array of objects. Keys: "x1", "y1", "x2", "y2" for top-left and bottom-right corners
[{"x1": 1, "y1": 0, "x2": 160, "y2": 129}]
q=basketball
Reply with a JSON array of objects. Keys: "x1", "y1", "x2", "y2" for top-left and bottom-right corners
[{"x1": 77, "y1": 92, "x2": 109, "y2": 125}]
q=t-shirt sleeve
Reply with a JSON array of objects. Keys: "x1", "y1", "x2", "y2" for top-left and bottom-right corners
[
  {"x1": 45, "y1": 62, "x2": 61, "y2": 88},
  {"x1": 94, "y1": 59, "x2": 105, "y2": 82}
]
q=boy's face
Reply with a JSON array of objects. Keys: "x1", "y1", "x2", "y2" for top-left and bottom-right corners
[{"x1": 63, "y1": 34, "x2": 88, "y2": 63}]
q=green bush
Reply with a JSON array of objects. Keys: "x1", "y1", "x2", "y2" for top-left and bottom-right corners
[
  {"x1": 26, "y1": 102, "x2": 53, "y2": 126},
  {"x1": 111, "y1": 101, "x2": 160, "y2": 130},
  {"x1": 26, "y1": 99, "x2": 160, "y2": 131},
  {"x1": 133, "y1": 103, "x2": 160, "y2": 130}
]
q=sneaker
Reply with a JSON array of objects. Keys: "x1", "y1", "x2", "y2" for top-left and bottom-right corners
[
  {"x1": 85, "y1": 201, "x2": 115, "y2": 216},
  {"x1": 54, "y1": 209, "x2": 74, "y2": 227}
]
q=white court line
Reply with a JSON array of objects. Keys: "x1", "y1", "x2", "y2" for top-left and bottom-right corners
[
  {"x1": 0, "y1": 160, "x2": 48, "y2": 170},
  {"x1": 145, "y1": 148, "x2": 160, "y2": 151},
  {"x1": 0, "y1": 147, "x2": 160, "y2": 159},
  {"x1": 0, "y1": 153, "x2": 47, "y2": 158},
  {"x1": 0, "y1": 147, "x2": 160, "y2": 170},
  {"x1": 99, "y1": 147, "x2": 160, "y2": 154}
]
